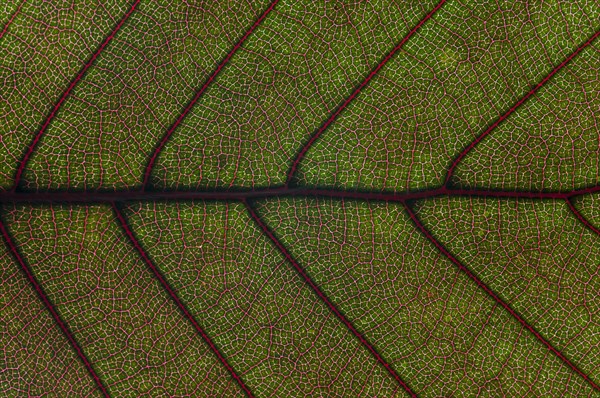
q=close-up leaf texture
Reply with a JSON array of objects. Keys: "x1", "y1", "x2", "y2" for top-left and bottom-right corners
[{"x1": 1, "y1": 0, "x2": 599, "y2": 397}]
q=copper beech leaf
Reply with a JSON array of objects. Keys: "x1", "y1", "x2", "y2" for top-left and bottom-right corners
[{"x1": 1, "y1": 0, "x2": 599, "y2": 397}]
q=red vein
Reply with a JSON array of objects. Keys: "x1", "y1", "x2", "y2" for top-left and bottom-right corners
[
  {"x1": 4, "y1": 185, "x2": 600, "y2": 291},
  {"x1": 285, "y1": 0, "x2": 447, "y2": 187},
  {"x1": 402, "y1": 202, "x2": 600, "y2": 391},
  {"x1": 141, "y1": 0, "x2": 280, "y2": 190},
  {"x1": 445, "y1": 28, "x2": 600, "y2": 186},
  {"x1": 0, "y1": 0, "x2": 26, "y2": 40},
  {"x1": 111, "y1": 203, "x2": 254, "y2": 397},
  {"x1": 566, "y1": 199, "x2": 600, "y2": 237},
  {"x1": 11, "y1": 0, "x2": 141, "y2": 191},
  {"x1": 2, "y1": 184, "x2": 600, "y2": 203},
  {"x1": 0, "y1": 214, "x2": 110, "y2": 397},
  {"x1": 243, "y1": 200, "x2": 417, "y2": 397}
]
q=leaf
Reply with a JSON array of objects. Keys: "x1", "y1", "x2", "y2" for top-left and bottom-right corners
[{"x1": 0, "y1": 0, "x2": 599, "y2": 397}]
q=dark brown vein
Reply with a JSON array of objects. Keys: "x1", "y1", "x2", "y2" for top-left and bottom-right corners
[
  {"x1": 566, "y1": 199, "x2": 600, "y2": 237},
  {"x1": 111, "y1": 203, "x2": 254, "y2": 398},
  {"x1": 11, "y1": 0, "x2": 141, "y2": 191},
  {"x1": 284, "y1": 0, "x2": 447, "y2": 187},
  {"x1": 0, "y1": 0, "x2": 26, "y2": 40},
  {"x1": 141, "y1": 0, "x2": 280, "y2": 190},
  {"x1": 243, "y1": 199, "x2": 417, "y2": 397},
  {"x1": 444, "y1": 27, "x2": 600, "y2": 186},
  {"x1": 2, "y1": 184, "x2": 600, "y2": 203},
  {"x1": 0, "y1": 213, "x2": 110, "y2": 397},
  {"x1": 402, "y1": 201, "x2": 600, "y2": 391}
]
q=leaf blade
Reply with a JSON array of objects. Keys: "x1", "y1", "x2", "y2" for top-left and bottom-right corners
[
  {"x1": 4, "y1": 204, "x2": 241, "y2": 396},
  {"x1": 256, "y1": 197, "x2": 597, "y2": 395}
]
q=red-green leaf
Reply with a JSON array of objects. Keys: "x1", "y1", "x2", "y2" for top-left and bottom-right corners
[{"x1": 1, "y1": 0, "x2": 599, "y2": 396}]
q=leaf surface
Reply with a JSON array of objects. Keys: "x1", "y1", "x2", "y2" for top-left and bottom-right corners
[{"x1": 1, "y1": 0, "x2": 600, "y2": 397}]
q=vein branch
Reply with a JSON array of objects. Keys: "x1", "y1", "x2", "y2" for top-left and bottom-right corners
[
  {"x1": 111, "y1": 203, "x2": 254, "y2": 398},
  {"x1": 0, "y1": 0, "x2": 26, "y2": 40},
  {"x1": 11, "y1": 0, "x2": 141, "y2": 191},
  {"x1": 566, "y1": 199, "x2": 600, "y2": 237},
  {"x1": 242, "y1": 199, "x2": 417, "y2": 397},
  {"x1": 0, "y1": 213, "x2": 110, "y2": 397},
  {"x1": 284, "y1": 0, "x2": 447, "y2": 187},
  {"x1": 402, "y1": 201, "x2": 600, "y2": 391},
  {"x1": 444, "y1": 27, "x2": 600, "y2": 186},
  {"x1": 141, "y1": 0, "x2": 280, "y2": 190}
]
